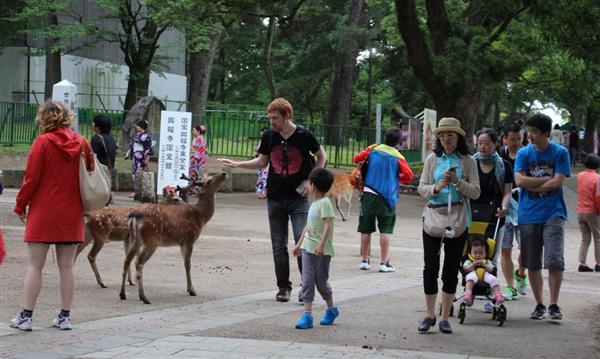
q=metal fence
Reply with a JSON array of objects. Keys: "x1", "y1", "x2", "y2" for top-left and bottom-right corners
[{"x1": 0, "y1": 102, "x2": 422, "y2": 167}]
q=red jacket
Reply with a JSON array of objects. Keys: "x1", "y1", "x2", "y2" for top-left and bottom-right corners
[{"x1": 14, "y1": 128, "x2": 90, "y2": 243}]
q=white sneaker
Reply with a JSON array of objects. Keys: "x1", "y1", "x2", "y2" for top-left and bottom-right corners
[
  {"x1": 52, "y1": 313, "x2": 72, "y2": 330},
  {"x1": 10, "y1": 313, "x2": 33, "y2": 331},
  {"x1": 379, "y1": 261, "x2": 396, "y2": 273},
  {"x1": 360, "y1": 260, "x2": 370, "y2": 270}
]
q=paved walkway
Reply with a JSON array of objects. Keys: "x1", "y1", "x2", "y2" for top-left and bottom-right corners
[{"x1": 1, "y1": 273, "x2": 484, "y2": 359}]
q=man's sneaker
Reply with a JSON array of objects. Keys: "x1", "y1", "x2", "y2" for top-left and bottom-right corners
[
  {"x1": 52, "y1": 313, "x2": 72, "y2": 330},
  {"x1": 548, "y1": 304, "x2": 563, "y2": 320},
  {"x1": 502, "y1": 286, "x2": 519, "y2": 301},
  {"x1": 514, "y1": 270, "x2": 528, "y2": 295},
  {"x1": 295, "y1": 312, "x2": 313, "y2": 329},
  {"x1": 530, "y1": 303, "x2": 547, "y2": 320},
  {"x1": 483, "y1": 301, "x2": 494, "y2": 313},
  {"x1": 320, "y1": 306, "x2": 340, "y2": 325},
  {"x1": 10, "y1": 312, "x2": 32, "y2": 331},
  {"x1": 379, "y1": 261, "x2": 395, "y2": 273},
  {"x1": 275, "y1": 288, "x2": 290, "y2": 302},
  {"x1": 360, "y1": 259, "x2": 370, "y2": 270}
]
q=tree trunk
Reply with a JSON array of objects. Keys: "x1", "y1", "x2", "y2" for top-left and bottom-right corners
[
  {"x1": 493, "y1": 100, "x2": 500, "y2": 130},
  {"x1": 118, "y1": 5, "x2": 163, "y2": 112},
  {"x1": 263, "y1": 16, "x2": 278, "y2": 100},
  {"x1": 123, "y1": 65, "x2": 150, "y2": 112},
  {"x1": 452, "y1": 83, "x2": 484, "y2": 150},
  {"x1": 188, "y1": 30, "x2": 223, "y2": 122},
  {"x1": 44, "y1": 11, "x2": 61, "y2": 99},
  {"x1": 584, "y1": 105, "x2": 596, "y2": 154},
  {"x1": 324, "y1": 0, "x2": 364, "y2": 145}
]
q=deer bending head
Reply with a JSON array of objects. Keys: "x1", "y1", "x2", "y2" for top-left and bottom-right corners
[{"x1": 120, "y1": 172, "x2": 228, "y2": 304}]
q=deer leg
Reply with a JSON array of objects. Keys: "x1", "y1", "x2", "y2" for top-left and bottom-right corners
[
  {"x1": 74, "y1": 234, "x2": 91, "y2": 264},
  {"x1": 135, "y1": 240, "x2": 159, "y2": 304},
  {"x1": 180, "y1": 243, "x2": 196, "y2": 296},
  {"x1": 123, "y1": 241, "x2": 134, "y2": 286},
  {"x1": 87, "y1": 239, "x2": 107, "y2": 288},
  {"x1": 344, "y1": 192, "x2": 352, "y2": 220},
  {"x1": 335, "y1": 197, "x2": 346, "y2": 221},
  {"x1": 119, "y1": 238, "x2": 140, "y2": 300}
]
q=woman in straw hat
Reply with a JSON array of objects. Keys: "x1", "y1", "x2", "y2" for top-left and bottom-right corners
[{"x1": 417, "y1": 117, "x2": 480, "y2": 334}]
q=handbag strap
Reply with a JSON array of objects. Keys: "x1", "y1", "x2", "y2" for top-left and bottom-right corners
[
  {"x1": 96, "y1": 134, "x2": 113, "y2": 169},
  {"x1": 80, "y1": 138, "x2": 95, "y2": 172}
]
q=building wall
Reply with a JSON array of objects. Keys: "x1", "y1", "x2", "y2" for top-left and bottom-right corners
[{"x1": 0, "y1": 47, "x2": 186, "y2": 111}]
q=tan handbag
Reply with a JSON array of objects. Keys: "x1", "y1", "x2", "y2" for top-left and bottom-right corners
[
  {"x1": 79, "y1": 139, "x2": 111, "y2": 213},
  {"x1": 423, "y1": 202, "x2": 467, "y2": 238}
]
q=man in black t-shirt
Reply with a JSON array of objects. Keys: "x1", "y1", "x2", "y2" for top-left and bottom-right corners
[
  {"x1": 218, "y1": 98, "x2": 327, "y2": 302},
  {"x1": 498, "y1": 122, "x2": 528, "y2": 300}
]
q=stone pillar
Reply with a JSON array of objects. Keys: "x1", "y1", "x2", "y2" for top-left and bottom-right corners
[{"x1": 135, "y1": 171, "x2": 156, "y2": 203}]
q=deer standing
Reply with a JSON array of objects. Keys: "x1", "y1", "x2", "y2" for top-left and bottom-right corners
[
  {"x1": 327, "y1": 172, "x2": 354, "y2": 221},
  {"x1": 76, "y1": 189, "x2": 185, "y2": 288},
  {"x1": 119, "y1": 172, "x2": 227, "y2": 304}
]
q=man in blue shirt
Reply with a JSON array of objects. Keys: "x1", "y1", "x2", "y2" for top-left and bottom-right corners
[{"x1": 515, "y1": 114, "x2": 570, "y2": 321}]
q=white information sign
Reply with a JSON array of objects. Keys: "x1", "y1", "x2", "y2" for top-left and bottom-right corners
[
  {"x1": 51, "y1": 79, "x2": 78, "y2": 132},
  {"x1": 157, "y1": 111, "x2": 192, "y2": 195}
]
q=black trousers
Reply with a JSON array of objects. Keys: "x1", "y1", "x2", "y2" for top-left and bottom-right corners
[{"x1": 422, "y1": 229, "x2": 467, "y2": 295}]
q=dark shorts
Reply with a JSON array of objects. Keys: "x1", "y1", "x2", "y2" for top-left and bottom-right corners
[
  {"x1": 520, "y1": 217, "x2": 565, "y2": 271},
  {"x1": 358, "y1": 192, "x2": 396, "y2": 234}
]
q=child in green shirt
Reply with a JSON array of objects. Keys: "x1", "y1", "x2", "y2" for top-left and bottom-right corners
[{"x1": 293, "y1": 168, "x2": 339, "y2": 329}]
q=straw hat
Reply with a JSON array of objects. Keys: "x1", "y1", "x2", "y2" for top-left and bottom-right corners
[{"x1": 432, "y1": 117, "x2": 465, "y2": 136}]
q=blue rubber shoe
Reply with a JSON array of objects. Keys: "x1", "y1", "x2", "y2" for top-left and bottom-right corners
[
  {"x1": 320, "y1": 306, "x2": 340, "y2": 325},
  {"x1": 295, "y1": 313, "x2": 313, "y2": 329}
]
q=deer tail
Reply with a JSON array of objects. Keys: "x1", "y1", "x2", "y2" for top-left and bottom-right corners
[{"x1": 127, "y1": 213, "x2": 143, "y2": 246}]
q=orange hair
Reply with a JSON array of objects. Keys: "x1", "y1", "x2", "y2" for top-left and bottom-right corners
[
  {"x1": 267, "y1": 98, "x2": 293, "y2": 119},
  {"x1": 35, "y1": 100, "x2": 75, "y2": 134}
]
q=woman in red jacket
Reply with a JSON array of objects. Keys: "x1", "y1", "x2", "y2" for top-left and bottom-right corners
[{"x1": 11, "y1": 101, "x2": 92, "y2": 332}]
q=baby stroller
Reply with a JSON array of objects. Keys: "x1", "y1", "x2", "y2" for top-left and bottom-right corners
[{"x1": 454, "y1": 212, "x2": 507, "y2": 326}]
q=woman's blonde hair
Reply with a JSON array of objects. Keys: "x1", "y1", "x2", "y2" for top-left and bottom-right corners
[{"x1": 35, "y1": 100, "x2": 75, "y2": 133}]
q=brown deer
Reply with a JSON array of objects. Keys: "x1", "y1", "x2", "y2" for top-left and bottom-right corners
[
  {"x1": 119, "y1": 172, "x2": 228, "y2": 304},
  {"x1": 327, "y1": 172, "x2": 354, "y2": 221},
  {"x1": 76, "y1": 188, "x2": 186, "y2": 288}
]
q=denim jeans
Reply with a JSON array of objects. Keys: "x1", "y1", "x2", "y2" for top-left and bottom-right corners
[{"x1": 267, "y1": 197, "x2": 309, "y2": 290}]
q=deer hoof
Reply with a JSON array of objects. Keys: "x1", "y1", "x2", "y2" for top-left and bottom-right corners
[
  {"x1": 141, "y1": 297, "x2": 151, "y2": 304},
  {"x1": 342, "y1": 218, "x2": 346, "y2": 221},
  {"x1": 189, "y1": 290, "x2": 197, "y2": 296},
  {"x1": 119, "y1": 292, "x2": 127, "y2": 300},
  {"x1": 128, "y1": 281, "x2": 135, "y2": 287},
  {"x1": 99, "y1": 283, "x2": 107, "y2": 289}
]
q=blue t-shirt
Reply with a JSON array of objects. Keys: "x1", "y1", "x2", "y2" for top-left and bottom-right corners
[{"x1": 514, "y1": 143, "x2": 570, "y2": 224}]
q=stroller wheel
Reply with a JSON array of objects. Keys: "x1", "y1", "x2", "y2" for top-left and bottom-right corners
[
  {"x1": 496, "y1": 304, "x2": 507, "y2": 326},
  {"x1": 458, "y1": 302, "x2": 466, "y2": 324}
]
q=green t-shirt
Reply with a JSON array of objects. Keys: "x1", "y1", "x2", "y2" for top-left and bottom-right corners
[{"x1": 301, "y1": 197, "x2": 335, "y2": 256}]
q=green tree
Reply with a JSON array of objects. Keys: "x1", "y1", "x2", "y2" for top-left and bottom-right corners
[{"x1": 393, "y1": 0, "x2": 531, "y2": 143}]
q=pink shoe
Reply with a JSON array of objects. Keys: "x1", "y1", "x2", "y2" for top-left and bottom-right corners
[
  {"x1": 495, "y1": 294, "x2": 505, "y2": 304},
  {"x1": 464, "y1": 291, "x2": 474, "y2": 307}
]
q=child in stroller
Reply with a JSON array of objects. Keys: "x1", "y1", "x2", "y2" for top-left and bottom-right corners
[
  {"x1": 457, "y1": 233, "x2": 507, "y2": 326},
  {"x1": 463, "y1": 235, "x2": 504, "y2": 306}
]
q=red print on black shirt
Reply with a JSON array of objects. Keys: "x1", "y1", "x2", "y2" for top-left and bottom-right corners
[{"x1": 271, "y1": 142, "x2": 303, "y2": 177}]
